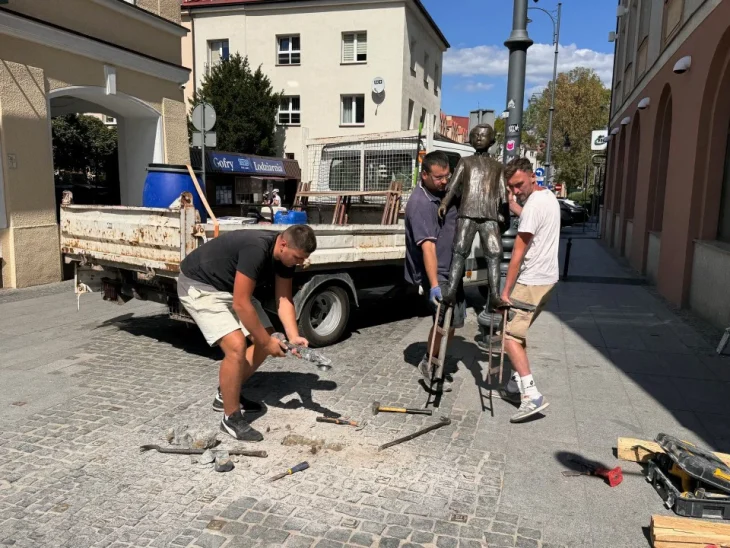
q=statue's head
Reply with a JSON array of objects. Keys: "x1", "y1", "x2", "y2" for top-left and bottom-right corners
[{"x1": 469, "y1": 124, "x2": 496, "y2": 151}]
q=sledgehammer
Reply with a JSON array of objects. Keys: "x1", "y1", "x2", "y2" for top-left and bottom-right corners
[{"x1": 372, "y1": 402, "x2": 433, "y2": 416}]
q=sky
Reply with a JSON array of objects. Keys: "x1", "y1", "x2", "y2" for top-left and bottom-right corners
[{"x1": 421, "y1": 0, "x2": 617, "y2": 117}]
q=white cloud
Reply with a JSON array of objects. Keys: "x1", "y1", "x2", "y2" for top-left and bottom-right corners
[
  {"x1": 458, "y1": 82, "x2": 495, "y2": 93},
  {"x1": 444, "y1": 42, "x2": 614, "y2": 88}
]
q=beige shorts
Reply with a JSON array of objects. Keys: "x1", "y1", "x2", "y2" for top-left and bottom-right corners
[
  {"x1": 177, "y1": 272, "x2": 273, "y2": 346},
  {"x1": 503, "y1": 282, "x2": 555, "y2": 346}
]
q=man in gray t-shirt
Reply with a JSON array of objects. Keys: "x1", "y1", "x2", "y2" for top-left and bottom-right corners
[
  {"x1": 500, "y1": 157, "x2": 561, "y2": 423},
  {"x1": 405, "y1": 151, "x2": 466, "y2": 391}
]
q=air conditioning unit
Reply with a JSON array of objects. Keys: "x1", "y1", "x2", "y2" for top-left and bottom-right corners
[
  {"x1": 608, "y1": 31, "x2": 617, "y2": 42},
  {"x1": 617, "y1": 5, "x2": 627, "y2": 17}
]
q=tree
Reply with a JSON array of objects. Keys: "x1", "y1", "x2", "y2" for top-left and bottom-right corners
[
  {"x1": 52, "y1": 114, "x2": 118, "y2": 179},
  {"x1": 525, "y1": 67, "x2": 610, "y2": 192},
  {"x1": 190, "y1": 53, "x2": 283, "y2": 156}
]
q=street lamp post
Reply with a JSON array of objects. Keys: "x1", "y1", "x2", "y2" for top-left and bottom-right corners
[
  {"x1": 529, "y1": 2, "x2": 562, "y2": 187},
  {"x1": 503, "y1": 0, "x2": 533, "y2": 165}
]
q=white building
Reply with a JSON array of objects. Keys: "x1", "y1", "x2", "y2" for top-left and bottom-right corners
[{"x1": 181, "y1": 0, "x2": 449, "y2": 160}]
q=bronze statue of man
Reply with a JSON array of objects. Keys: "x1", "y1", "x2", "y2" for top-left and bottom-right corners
[{"x1": 438, "y1": 124, "x2": 509, "y2": 310}]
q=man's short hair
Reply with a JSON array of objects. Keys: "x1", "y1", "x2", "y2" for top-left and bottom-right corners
[
  {"x1": 283, "y1": 224, "x2": 317, "y2": 254},
  {"x1": 504, "y1": 157, "x2": 534, "y2": 182},
  {"x1": 421, "y1": 150, "x2": 450, "y2": 174}
]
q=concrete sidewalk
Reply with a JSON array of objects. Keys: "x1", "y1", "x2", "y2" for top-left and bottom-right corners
[{"x1": 0, "y1": 240, "x2": 728, "y2": 548}]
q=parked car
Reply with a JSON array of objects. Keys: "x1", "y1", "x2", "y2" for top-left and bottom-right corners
[
  {"x1": 559, "y1": 201, "x2": 575, "y2": 227},
  {"x1": 559, "y1": 198, "x2": 588, "y2": 224}
]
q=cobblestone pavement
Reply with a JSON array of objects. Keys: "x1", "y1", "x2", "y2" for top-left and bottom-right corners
[{"x1": 1, "y1": 240, "x2": 729, "y2": 548}]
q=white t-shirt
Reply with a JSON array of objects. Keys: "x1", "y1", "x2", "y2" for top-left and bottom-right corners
[{"x1": 516, "y1": 189, "x2": 561, "y2": 285}]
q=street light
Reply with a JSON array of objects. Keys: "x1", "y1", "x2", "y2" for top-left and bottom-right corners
[{"x1": 528, "y1": 1, "x2": 562, "y2": 186}]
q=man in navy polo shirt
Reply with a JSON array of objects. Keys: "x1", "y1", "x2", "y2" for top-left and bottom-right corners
[{"x1": 405, "y1": 151, "x2": 466, "y2": 390}]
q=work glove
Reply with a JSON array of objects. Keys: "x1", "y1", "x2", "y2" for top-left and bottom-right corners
[{"x1": 429, "y1": 286, "x2": 442, "y2": 306}]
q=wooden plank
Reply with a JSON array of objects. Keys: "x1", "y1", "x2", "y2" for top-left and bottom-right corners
[
  {"x1": 651, "y1": 514, "x2": 730, "y2": 545},
  {"x1": 617, "y1": 437, "x2": 730, "y2": 467},
  {"x1": 654, "y1": 542, "x2": 729, "y2": 548}
]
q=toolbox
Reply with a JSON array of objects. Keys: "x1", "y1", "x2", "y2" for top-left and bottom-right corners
[{"x1": 646, "y1": 434, "x2": 730, "y2": 520}]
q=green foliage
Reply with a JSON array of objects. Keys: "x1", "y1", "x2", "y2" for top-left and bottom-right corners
[
  {"x1": 524, "y1": 67, "x2": 610, "y2": 192},
  {"x1": 190, "y1": 53, "x2": 283, "y2": 156},
  {"x1": 51, "y1": 114, "x2": 118, "y2": 178}
]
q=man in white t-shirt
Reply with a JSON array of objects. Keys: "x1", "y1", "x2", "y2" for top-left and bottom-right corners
[{"x1": 500, "y1": 157, "x2": 561, "y2": 423}]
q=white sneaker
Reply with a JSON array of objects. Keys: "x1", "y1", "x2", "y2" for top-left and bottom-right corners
[{"x1": 510, "y1": 395, "x2": 549, "y2": 423}]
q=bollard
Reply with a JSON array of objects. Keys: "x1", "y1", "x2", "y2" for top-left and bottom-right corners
[{"x1": 562, "y1": 237, "x2": 572, "y2": 280}]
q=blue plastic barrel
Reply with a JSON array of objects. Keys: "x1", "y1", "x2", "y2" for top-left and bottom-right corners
[
  {"x1": 143, "y1": 164, "x2": 207, "y2": 222},
  {"x1": 274, "y1": 210, "x2": 308, "y2": 225}
]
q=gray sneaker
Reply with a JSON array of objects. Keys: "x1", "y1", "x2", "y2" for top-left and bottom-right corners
[{"x1": 510, "y1": 395, "x2": 550, "y2": 423}]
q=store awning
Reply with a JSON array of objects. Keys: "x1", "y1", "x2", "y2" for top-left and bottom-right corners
[{"x1": 189, "y1": 148, "x2": 300, "y2": 180}]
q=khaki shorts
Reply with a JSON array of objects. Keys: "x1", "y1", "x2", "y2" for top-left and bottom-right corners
[
  {"x1": 503, "y1": 282, "x2": 555, "y2": 346},
  {"x1": 177, "y1": 272, "x2": 273, "y2": 346}
]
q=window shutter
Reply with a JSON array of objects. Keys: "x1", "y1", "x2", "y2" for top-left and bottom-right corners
[
  {"x1": 343, "y1": 34, "x2": 355, "y2": 62},
  {"x1": 356, "y1": 33, "x2": 367, "y2": 61}
]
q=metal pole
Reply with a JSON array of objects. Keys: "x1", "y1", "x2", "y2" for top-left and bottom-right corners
[
  {"x1": 201, "y1": 103, "x2": 207, "y2": 193},
  {"x1": 544, "y1": 3, "x2": 561, "y2": 186},
  {"x1": 503, "y1": 0, "x2": 533, "y2": 164}
]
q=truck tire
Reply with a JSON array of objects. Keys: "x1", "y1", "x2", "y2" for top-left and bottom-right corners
[{"x1": 298, "y1": 285, "x2": 351, "y2": 348}]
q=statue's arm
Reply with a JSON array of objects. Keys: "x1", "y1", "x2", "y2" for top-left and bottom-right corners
[
  {"x1": 498, "y1": 165, "x2": 507, "y2": 205},
  {"x1": 441, "y1": 159, "x2": 465, "y2": 210}
]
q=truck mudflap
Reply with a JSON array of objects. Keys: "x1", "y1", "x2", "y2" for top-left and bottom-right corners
[{"x1": 292, "y1": 273, "x2": 359, "y2": 320}]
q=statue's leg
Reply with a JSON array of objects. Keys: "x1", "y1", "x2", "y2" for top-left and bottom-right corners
[
  {"x1": 444, "y1": 217, "x2": 477, "y2": 304},
  {"x1": 478, "y1": 220, "x2": 509, "y2": 310}
]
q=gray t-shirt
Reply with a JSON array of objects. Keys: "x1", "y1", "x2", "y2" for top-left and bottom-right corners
[{"x1": 517, "y1": 189, "x2": 561, "y2": 285}]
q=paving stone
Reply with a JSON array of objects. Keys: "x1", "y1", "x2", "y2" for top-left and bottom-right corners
[
  {"x1": 385, "y1": 525, "x2": 412, "y2": 539},
  {"x1": 516, "y1": 527, "x2": 541, "y2": 540},
  {"x1": 301, "y1": 522, "x2": 331, "y2": 537},
  {"x1": 192, "y1": 533, "x2": 225, "y2": 548},
  {"x1": 260, "y1": 528, "x2": 290, "y2": 544},
  {"x1": 433, "y1": 521, "x2": 460, "y2": 537},
  {"x1": 515, "y1": 538, "x2": 539, "y2": 548},
  {"x1": 411, "y1": 531, "x2": 434, "y2": 543},
  {"x1": 349, "y1": 531, "x2": 374, "y2": 547},
  {"x1": 484, "y1": 532, "x2": 515, "y2": 547},
  {"x1": 313, "y1": 540, "x2": 344, "y2": 548},
  {"x1": 386, "y1": 513, "x2": 410, "y2": 526},
  {"x1": 324, "y1": 528, "x2": 351, "y2": 542},
  {"x1": 220, "y1": 522, "x2": 248, "y2": 536},
  {"x1": 379, "y1": 538, "x2": 402, "y2": 548},
  {"x1": 361, "y1": 521, "x2": 386, "y2": 535},
  {"x1": 436, "y1": 536, "x2": 458, "y2": 548},
  {"x1": 491, "y1": 521, "x2": 516, "y2": 535},
  {"x1": 284, "y1": 535, "x2": 315, "y2": 548},
  {"x1": 494, "y1": 512, "x2": 519, "y2": 526},
  {"x1": 283, "y1": 518, "x2": 308, "y2": 531}
]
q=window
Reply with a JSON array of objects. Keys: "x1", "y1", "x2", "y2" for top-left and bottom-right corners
[
  {"x1": 638, "y1": 0, "x2": 652, "y2": 43},
  {"x1": 208, "y1": 39, "x2": 229, "y2": 71},
  {"x1": 434, "y1": 63, "x2": 439, "y2": 96},
  {"x1": 285, "y1": 153, "x2": 295, "y2": 160},
  {"x1": 216, "y1": 185, "x2": 233, "y2": 206},
  {"x1": 341, "y1": 95, "x2": 365, "y2": 125},
  {"x1": 342, "y1": 32, "x2": 367, "y2": 63},
  {"x1": 104, "y1": 115, "x2": 116, "y2": 125},
  {"x1": 409, "y1": 39, "x2": 417, "y2": 74},
  {"x1": 278, "y1": 96, "x2": 301, "y2": 125},
  {"x1": 277, "y1": 35, "x2": 300, "y2": 65},
  {"x1": 423, "y1": 52, "x2": 430, "y2": 88},
  {"x1": 625, "y1": 0, "x2": 638, "y2": 71},
  {"x1": 663, "y1": 0, "x2": 684, "y2": 44},
  {"x1": 407, "y1": 100, "x2": 415, "y2": 130},
  {"x1": 420, "y1": 108, "x2": 427, "y2": 128},
  {"x1": 623, "y1": 64, "x2": 633, "y2": 100}
]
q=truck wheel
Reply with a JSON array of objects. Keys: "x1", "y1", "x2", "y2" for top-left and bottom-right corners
[{"x1": 299, "y1": 285, "x2": 351, "y2": 348}]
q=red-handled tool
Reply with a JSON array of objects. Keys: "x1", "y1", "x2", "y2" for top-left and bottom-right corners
[
  {"x1": 562, "y1": 459, "x2": 623, "y2": 487},
  {"x1": 269, "y1": 461, "x2": 309, "y2": 482}
]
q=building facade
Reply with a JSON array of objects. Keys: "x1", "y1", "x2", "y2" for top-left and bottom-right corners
[
  {"x1": 440, "y1": 112, "x2": 469, "y2": 143},
  {"x1": 180, "y1": 0, "x2": 448, "y2": 159},
  {"x1": 602, "y1": 0, "x2": 730, "y2": 328},
  {"x1": 0, "y1": 0, "x2": 191, "y2": 288}
]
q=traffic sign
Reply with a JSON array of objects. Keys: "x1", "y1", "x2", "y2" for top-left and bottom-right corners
[
  {"x1": 192, "y1": 103, "x2": 216, "y2": 132},
  {"x1": 535, "y1": 167, "x2": 545, "y2": 187},
  {"x1": 192, "y1": 131, "x2": 217, "y2": 148}
]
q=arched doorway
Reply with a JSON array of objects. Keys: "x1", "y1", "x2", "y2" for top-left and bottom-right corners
[
  {"x1": 644, "y1": 85, "x2": 672, "y2": 281},
  {"x1": 621, "y1": 113, "x2": 641, "y2": 257},
  {"x1": 48, "y1": 86, "x2": 162, "y2": 208}
]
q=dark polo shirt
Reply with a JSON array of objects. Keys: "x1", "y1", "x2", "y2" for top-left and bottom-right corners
[{"x1": 404, "y1": 183, "x2": 458, "y2": 287}]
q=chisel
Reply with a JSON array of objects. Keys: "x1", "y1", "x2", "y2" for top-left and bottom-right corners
[
  {"x1": 316, "y1": 417, "x2": 359, "y2": 427},
  {"x1": 269, "y1": 461, "x2": 309, "y2": 482}
]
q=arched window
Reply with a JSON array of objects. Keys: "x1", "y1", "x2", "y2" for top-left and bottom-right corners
[{"x1": 717, "y1": 121, "x2": 730, "y2": 242}]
